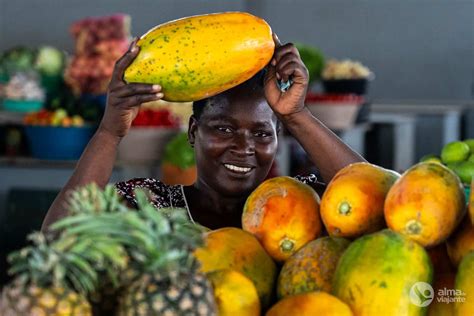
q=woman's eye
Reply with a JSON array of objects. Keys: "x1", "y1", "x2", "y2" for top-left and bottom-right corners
[
  {"x1": 255, "y1": 131, "x2": 272, "y2": 138},
  {"x1": 216, "y1": 126, "x2": 233, "y2": 133}
]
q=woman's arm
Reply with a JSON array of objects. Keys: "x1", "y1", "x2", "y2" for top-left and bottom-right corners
[
  {"x1": 41, "y1": 40, "x2": 164, "y2": 232},
  {"x1": 264, "y1": 35, "x2": 365, "y2": 183}
]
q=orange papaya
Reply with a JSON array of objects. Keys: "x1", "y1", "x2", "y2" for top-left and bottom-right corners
[
  {"x1": 242, "y1": 176, "x2": 322, "y2": 262},
  {"x1": 124, "y1": 12, "x2": 274, "y2": 102},
  {"x1": 384, "y1": 162, "x2": 465, "y2": 247},
  {"x1": 454, "y1": 251, "x2": 474, "y2": 315},
  {"x1": 266, "y1": 292, "x2": 352, "y2": 316},
  {"x1": 447, "y1": 215, "x2": 474, "y2": 267},
  {"x1": 320, "y1": 162, "x2": 400, "y2": 238},
  {"x1": 277, "y1": 236, "x2": 350, "y2": 299},
  {"x1": 332, "y1": 229, "x2": 433, "y2": 316},
  {"x1": 193, "y1": 227, "x2": 277, "y2": 309}
]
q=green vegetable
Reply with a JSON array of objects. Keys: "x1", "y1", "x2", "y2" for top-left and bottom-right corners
[
  {"x1": 162, "y1": 132, "x2": 195, "y2": 169},
  {"x1": 35, "y1": 46, "x2": 65, "y2": 76},
  {"x1": 295, "y1": 43, "x2": 325, "y2": 84}
]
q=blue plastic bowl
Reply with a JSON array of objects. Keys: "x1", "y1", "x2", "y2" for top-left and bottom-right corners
[{"x1": 24, "y1": 126, "x2": 95, "y2": 160}]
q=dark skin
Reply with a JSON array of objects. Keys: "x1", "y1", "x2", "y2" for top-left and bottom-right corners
[{"x1": 42, "y1": 34, "x2": 365, "y2": 232}]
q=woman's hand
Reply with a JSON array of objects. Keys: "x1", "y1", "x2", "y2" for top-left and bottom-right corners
[
  {"x1": 99, "y1": 38, "x2": 164, "y2": 139},
  {"x1": 264, "y1": 34, "x2": 309, "y2": 118}
]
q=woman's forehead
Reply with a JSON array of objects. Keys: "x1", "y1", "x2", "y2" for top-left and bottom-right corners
[{"x1": 202, "y1": 93, "x2": 274, "y2": 119}]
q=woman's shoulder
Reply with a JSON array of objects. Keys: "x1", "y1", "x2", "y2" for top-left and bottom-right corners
[{"x1": 115, "y1": 178, "x2": 186, "y2": 209}]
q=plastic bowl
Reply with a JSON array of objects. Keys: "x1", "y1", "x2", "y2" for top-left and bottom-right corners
[
  {"x1": 322, "y1": 79, "x2": 369, "y2": 95},
  {"x1": 24, "y1": 125, "x2": 95, "y2": 160},
  {"x1": 3, "y1": 99, "x2": 44, "y2": 112}
]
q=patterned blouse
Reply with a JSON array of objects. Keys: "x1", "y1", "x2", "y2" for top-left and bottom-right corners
[{"x1": 115, "y1": 175, "x2": 325, "y2": 222}]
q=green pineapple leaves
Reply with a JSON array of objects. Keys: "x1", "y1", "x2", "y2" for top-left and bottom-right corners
[{"x1": 8, "y1": 183, "x2": 206, "y2": 296}]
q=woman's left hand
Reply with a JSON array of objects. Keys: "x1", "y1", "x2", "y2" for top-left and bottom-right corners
[{"x1": 264, "y1": 33, "x2": 309, "y2": 118}]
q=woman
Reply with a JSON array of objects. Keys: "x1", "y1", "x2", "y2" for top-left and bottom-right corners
[{"x1": 42, "y1": 34, "x2": 365, "y2": 231}]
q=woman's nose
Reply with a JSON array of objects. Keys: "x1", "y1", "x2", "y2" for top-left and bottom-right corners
[{"x1": 231, "y1": 132, "x2": 255, "y2": 156}]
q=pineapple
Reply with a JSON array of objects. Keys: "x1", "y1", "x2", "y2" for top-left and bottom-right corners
[
  {"x1": 64, "y1": 186, "x2": 217, "y2": 316},
  {"x1": 0, "y1": 185, "x2": 130, "y2": 316},
  {"x1": 115, "y1": 195, "x2": 217, "y2": 316}
]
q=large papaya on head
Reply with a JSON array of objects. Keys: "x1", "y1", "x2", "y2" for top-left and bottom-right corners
[
  {"x1": 332, "y1": 229, "x2": 433, "y2": 316},
  {"x1": 193, "y1": 227, "x2": 277, "y2": 309},
  {"x1": 320, "y1": 162, "x2": 400, "y2": 238},
  {"x1": 124, "y1": 12, "x2": 274, "y2": 102},
  {"x1": 384, "y1": 162, "x2": 466, "y2": 247},
  {"x1": 242, "y1": 176, "x2": 322, "y2": 262}
]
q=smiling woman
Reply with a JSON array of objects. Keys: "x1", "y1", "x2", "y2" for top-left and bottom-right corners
[{"x1": 41, "y1": 34, "x2": 365, "y2": 232}]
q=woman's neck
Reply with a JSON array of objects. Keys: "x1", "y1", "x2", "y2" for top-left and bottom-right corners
[{"x1": 183, "y1": 180, "x2": 248, "y2": 229}]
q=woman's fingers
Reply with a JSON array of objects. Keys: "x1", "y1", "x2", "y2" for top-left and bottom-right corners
[
  {"x1": 111, "y1": 38, "x2": 140, "y2": 86},
  {"x1": 119, "y1": 93, "x2": 164, "y2": 108},
  {"x1": 278, "y1": 61, "x2": 308, "y2": 83},
  {"x1": 113, "y1": 83, "x2": 162, "y2": 97}
]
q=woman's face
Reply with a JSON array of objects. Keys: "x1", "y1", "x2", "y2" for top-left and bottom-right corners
[{"x1": 189, "y1": 91, "x2": 278, "y2": 197}]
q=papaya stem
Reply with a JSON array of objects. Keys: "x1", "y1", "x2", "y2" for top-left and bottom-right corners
[
  {"x1": 339, "y1": 202, "x2": 351, "y2": 215},
  {"x1": 406, "y1": 219, "x2": 422, "y2": 235},
  {"x1": 280, "y1": 239, "x2": 295, "y2": 253}
]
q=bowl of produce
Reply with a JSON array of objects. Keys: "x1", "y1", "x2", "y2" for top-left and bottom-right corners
[
  {"x1": 117, "y1": 108, "x2": 181, "y2": 164},
  {"x1": 23, "y1": 109, "x2": 94, "y2": 160},
  {"x1": 321, "y1": 59, "x2": 373, "y2": 95}
]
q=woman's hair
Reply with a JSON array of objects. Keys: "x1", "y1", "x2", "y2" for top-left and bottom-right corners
[{"x1": 192, "y1": 69, "x2": 267, "y2": 120}]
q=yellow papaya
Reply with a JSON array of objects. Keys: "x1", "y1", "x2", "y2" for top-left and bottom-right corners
[
  {"x1": 266, "y1": 292, "x2": 352, "y2": 316},
  {"x1": 193, "y1": 227, "x2": 277, "y2": 309},
  {"x1": 124, "y1": 12, "x2": 274, "y2": 102},
  {"x1": 384, "y1": 162, "x2": 465, "y2": 247},
  {"x1": 320, "y1": 162, "x2": 400, "y2": 238},
  {"x1": 454, "y1": 251, "x2": 474, "y2": 315},
  {"x1": 332, "y1": 229, "x2": 433, "y2": 316},
  {"x1": 447, "y1": 215, "x2": 474, "y2": 267},
  {"x1": 277, "y1": 236, "x2": 350, "y2": 299}
]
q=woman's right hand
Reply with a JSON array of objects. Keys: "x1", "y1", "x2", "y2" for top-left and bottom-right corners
[{"x1": 99, "y1": 38, "x2": 164, "y2": 139}]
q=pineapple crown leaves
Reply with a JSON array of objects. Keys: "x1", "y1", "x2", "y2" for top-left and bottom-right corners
[
  {"x1": 53, "y1": 184, "x2": 205, "y2": 282},
  {"x1": 7, "y1": 230, "x2": 128, "y2": 295}
]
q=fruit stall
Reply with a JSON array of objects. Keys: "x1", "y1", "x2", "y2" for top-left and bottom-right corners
[{"x1": 0, "y1": 5, "x2": 473, "y2": 316}]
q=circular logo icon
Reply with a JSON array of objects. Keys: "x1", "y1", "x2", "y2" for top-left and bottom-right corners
[{"x1": 410, "y1": 282, "x2": 434, "y2": 307}]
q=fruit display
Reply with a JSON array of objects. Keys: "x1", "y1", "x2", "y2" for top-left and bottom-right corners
[
  {"x1": 124, "y1": 12, "x2": 274, "y2": 102},
  {"x1": 23, "y1": 109, "x2": 85, "y2": 127},
  {"x1": 421, "y1": 139, "x2": 474, "y2": 186},
  {"x1": 131, "y1": 108, "x2": 180, "y2": 127},
  {"x1": 385, "y1": 162, "x2": 465, "y2": 247},
  {"x1": 161, "y1": 132, "x2": 197, "y2": 185},
  {"x1": 242, "y1": 176, "x2": 322, "y2": 262},
  {"x1": 320, "y1": 162, "x2": 400, "y2": 238},
  {"x1": 322, "y1": 59, "x2": 372, "y2": 80},
  {"x1": 64, "y1": 14, "x2": 130, "y2": 95},
  {"x1": 3, "y1": 158, "x2": 474, "y2": 315}
]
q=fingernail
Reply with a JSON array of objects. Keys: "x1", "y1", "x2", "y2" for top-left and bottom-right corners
[
  {"x1": 131, "y1": 46, "x2": 138, "y2": 53},
  {"x1": 156, "y1": 93, "x2": 164, "y2": 98},
  {"x1": 271, "y1": 59, "x2": 276, "y2": 66},
  {"x1": 152, "y1": 84, "x2": 161, "y2": 91}
]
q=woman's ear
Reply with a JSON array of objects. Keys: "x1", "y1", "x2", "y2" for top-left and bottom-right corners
[{"x1": 188, "y1": 115, "x2": 198, "y2": 147}]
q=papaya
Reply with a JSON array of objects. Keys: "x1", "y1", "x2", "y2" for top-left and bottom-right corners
[
  {"x1": 320, "y1": 162, "x2": 400, "y2": 238},
  {"x1": 266, "y1": 292, "x2": 352, "y2": 316},
  {"x1": 447, "y1": 215, "x2": 474, "y2": 267},
  {"x1": 470, "y1": 178, "x2": 474, "y2": 224},
  {"x1": 428, "y1": 244, "x2": 454, "y2": 275},
  {"x1": 124, "y1": 12, "x2": 274, "y2": 102},
  {"x1": 277, "y1": 236, "x2": 350, "y2": 299},
  {"x1": 207, "y1": 269, "x2": 260, "y2": 316},
  {"x1": 384, "y1": 162, "x2": 465, "y2": 247},
  {"x1": 193, "y1": 227, "x2": 277, "y2": 309},
  {"x1": 242, "y1": 176, "x2": 322, "y2": 262},
  {"x1": 454, "y1": 251, "x2": 474, "y2": 315},
  {"x1": 332, "y1": 229, "x2": 433, "y2": 316},
  {"x1": 428, "y1": 273, "x2": 455, "y2": 316}
]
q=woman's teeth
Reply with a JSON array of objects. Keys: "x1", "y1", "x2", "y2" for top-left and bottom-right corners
[{"x1": 224, "y1": 164, "x2": 251, "y2": 173}]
